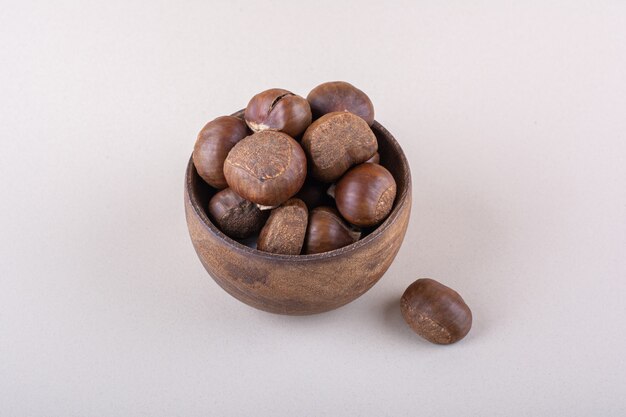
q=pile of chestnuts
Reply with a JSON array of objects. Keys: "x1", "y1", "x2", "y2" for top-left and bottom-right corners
[
  {"x1": 193, "y1": 81, "x2": 397, "y2": 255},
  {"x1": 192, "y1": 82, "x2": 474, "y2": 345}
]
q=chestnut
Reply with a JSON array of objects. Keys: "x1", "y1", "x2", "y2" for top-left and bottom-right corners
[
  {"x1": 307, "y1": 81, "x2": 375, "y2": 125},
  {"x1": 334, "y1": 163, "x2": 396, "y2": 227},
  {"x1": 303, "y1": 206, "x2": 361, "y2": 254},
  {"x1": 257, "y1": 198, "x2": 308, "y2": 255},
  {"x1": 207, "y1": 188, "x2": 265, "y2": 239},
  {"x1": 301, "y1": 111, "x2": 377, "y2": 183},
  {"x1": 193, "y1": 116, "x2": 249, "y2": 189},
  {"x1": 295, "y1": 178, "x2": 333, "y2": 210},
  {"x1": 401, "y1": 279, "x2": 472, "y2": 345},
  {"x1": 365, "y1": 152, "x2": 380, "y2": 164},
  {"x1": 223, "y1": 130, "x2": 307, "y2": 207},
  {"x1": 244, "y1": 88, "x2": 312, "y2": 137}
]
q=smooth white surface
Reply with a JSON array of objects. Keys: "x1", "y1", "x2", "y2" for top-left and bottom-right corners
[{"x1": 1, "y1": 1, "x2": 625, "y2": 416}]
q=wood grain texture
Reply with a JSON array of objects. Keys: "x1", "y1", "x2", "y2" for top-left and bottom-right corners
[{"x1": 184, "y1": 110, "x2": 412, "y2": 315}]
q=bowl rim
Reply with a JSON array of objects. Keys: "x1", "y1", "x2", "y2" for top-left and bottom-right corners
[{"x1": 186, "y1": 115, "x2": 411, "y2": 262}]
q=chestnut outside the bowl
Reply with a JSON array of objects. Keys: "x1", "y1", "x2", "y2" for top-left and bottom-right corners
[{"x1": 184, "y1": 110, "x2": 412, "y2": 315}]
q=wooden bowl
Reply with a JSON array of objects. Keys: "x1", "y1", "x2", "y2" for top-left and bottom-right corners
[{"x1": 184, "y1": 111, "x2": 412, "y2": 315}]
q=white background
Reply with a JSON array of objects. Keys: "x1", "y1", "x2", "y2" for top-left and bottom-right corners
[{"x1": 1, "y1": 1, "x2": 625, "y2": 416}]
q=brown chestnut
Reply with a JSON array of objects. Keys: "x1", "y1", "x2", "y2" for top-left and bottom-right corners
[
  {"x1": 295, "y1": 178, "x2": 333, "y2": 210},
  {"x1": 365, "y1": 152, "x2": 380, "y2": 164},
  {"x1": 257, "y1": 198, "x2": 308, "y2": 255},
  {"x1": 303, "y1": 206, "x2": 361, "y2": 254},
  {"x1": 193, "y1": 116, "x2": 249, "y2": 189},
  {"x1": 335, "y1": 163, "x2": 396, "y2": 227},
  {"x1": 401, "y1": 278, "x2": 472, "y2": 345},
  {"x1": 207, "y1": 188, "x2": 265, "y2": 239},
  {"x1": 224, "y1": 130, "x2": 307, "y2": 207},
  {"x1": 307, "y1": 81, "x2": 375, "y2": 125},
  {"x1": 244, "y1": 88, "x2": 312, "y2": 137},
  {"x1": 301, "y1": 112, "x2": 377, "y2": 183}
]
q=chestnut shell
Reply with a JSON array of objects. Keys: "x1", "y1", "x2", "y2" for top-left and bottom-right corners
[
  {"x1": 257, "y1": 198, "x2": 308, "y2": 255},
  {"x1": 303, "y1": 206, "x2": 361, "y2": 254},
  {"x1": 401, "y1": 278, "x2": 472, "y2": 345},
  {"x1": 244, "y1": 88, "x2": 312, "y2": 137},
  {"x1": 301, "y1": 111, "x2": 377, "y2": 183},
  {"x1": 223, "y1": 130, "x2": 307, "y2": 206},
  {"x1": 207, "y1": 188, "x2": 265, "y2": 239},
  {"x1": 193, "y1": 116, "x2": 249, "y2": 189},
  {"x1": 335, "y1": 163, "x2": 396, "y2": 227},
  {"x1": 307, "y1": 81, "x2": 375, "y2": 126}
]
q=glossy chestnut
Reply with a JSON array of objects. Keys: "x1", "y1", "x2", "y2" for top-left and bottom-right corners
[
  {"x1": 244, "y1": 88, "x2": 312, "y2": 137},
  {"x1": 303, "y1": 206, "x2": 361, "y2": 254},
  {"x1": 193, "y1": 116, "x2": 249, "y2": 189},
  {"x1": 307, "y1": 81, "x2": 375, "y2": 125},
  {"x1": 223, "y1": 130, "x2": 307, "y2": 207},
  {"x1": 207, "y1": 188, "x2": 265, "y2": 239},
  {"x1": 401, "y1": 278, "x2": 472, "y2": 345},
  {"x1": 301, "y1": 111, "x2": 377, "y2": 183},
  {"x1": 335, "y1": 163, "x2": 396, "y2": 227}
]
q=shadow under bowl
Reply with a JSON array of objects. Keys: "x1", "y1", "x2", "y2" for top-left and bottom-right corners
[{"x1": 184, "y1": 111, "x2": 412, "y2": 315}]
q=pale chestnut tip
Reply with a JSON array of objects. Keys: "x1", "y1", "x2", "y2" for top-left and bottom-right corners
[
  {"x1": 365, "y1": 152, "x2": 380, "y2": 164},
  {"x1": 256, "y1": 204, "x2": 278, "y2": 211},
  {"x1": 326, "y1": 183, "x2": 336, "y2": 199},
  {"x1": 245, "y1": 121, "x2": 271, "y2": 132}
]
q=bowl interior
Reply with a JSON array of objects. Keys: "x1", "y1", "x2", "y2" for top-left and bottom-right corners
[{"x1": 187, "y1": 112, "x2": 410, "y2": 259}]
